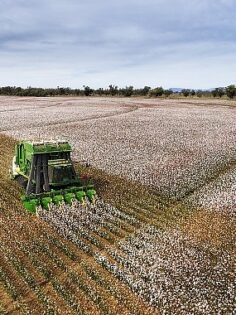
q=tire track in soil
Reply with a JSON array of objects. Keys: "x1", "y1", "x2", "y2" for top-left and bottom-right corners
[{"x1": 0, "y1": 105, "x2": 139, "y2": 133}]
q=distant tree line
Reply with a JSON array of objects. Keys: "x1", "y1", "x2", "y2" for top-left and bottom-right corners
[
  {"x1": 180, "y1": 85, "x2": 236, "y2": 99},
  {"x1": 0, "y1": 85, "x2": 172, "y2": 97},
  {"x1": 0, "y1": 84, "x2": 235, "y2": 99}
]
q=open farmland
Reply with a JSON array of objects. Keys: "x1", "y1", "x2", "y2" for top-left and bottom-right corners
[
  {"x1": 0, "y1": 96, "x2": 235, "y2": 314},
  {"x1": 3, "y1": 96, "x2": 236, "y2": 201}
]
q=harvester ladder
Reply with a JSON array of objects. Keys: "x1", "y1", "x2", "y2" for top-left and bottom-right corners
[{"x1": 26, "y1": 154, "x2": 50, "y2": 195}]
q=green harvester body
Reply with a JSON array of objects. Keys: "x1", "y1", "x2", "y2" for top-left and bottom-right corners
[{"x1": 11, "y1": 140, "x2": 96, "y2": 213}]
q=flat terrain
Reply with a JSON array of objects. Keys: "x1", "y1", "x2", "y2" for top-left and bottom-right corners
[{"x1": 0, "y1": 96, "x2": 235, "y2": 314}]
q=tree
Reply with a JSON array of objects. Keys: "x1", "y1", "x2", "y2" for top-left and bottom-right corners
[
  {"x1": 212, "y1": 87, "x2": 225, "y2": 98},
  {"x1": 164, "y1": 89, "x2": 173, "y2": 97},
  {"x1": 108, "y1": 85, "x2": 118, "y2": 96},
  {"x1": 58, "y1": 87, "x2": 66, "y2": 95},
  {"x1": 142, "y1": 86, "x2": 151, "y2": 96},
  {"x1": 96, "y1": 88, "x2": 104, "y2": 96},
  {"x1": 212, "y1": 89, "x2": 218, "y2": 97},
  {"x1": 226, "y1": 85, "x2": 236, "y2": 99},
  {"x1": 83, "y1": 85, "x2": 93, "y2": 96},
  {"x1": 190, "y1": 90, "x2": 196, "y2": 96},
  {"x1": 149, "y1": 87, "x2": 164, "y2": 97},
  {"x1": 121, "y1": 86, "x2": 134, "y2": 97},
  {"x1": 181, "y1": 89, "x2": 191, "y2": 97},
  {"x1": 218, "y1": 88, "x2": 225, "y2": 98},
  {"x1": 196, "y1": 90, "x2": 203, "y2": 97}
]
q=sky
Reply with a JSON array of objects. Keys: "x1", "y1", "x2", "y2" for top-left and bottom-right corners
[{"x1": 0, "y1": 0, "x2": 236, "y2": 89}]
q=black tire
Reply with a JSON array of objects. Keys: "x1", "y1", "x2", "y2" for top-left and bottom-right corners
[{"x1": 16, "y1": 176, "x2": 28, "y2": 189}]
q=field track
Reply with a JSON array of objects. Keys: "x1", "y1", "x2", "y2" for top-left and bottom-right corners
[{"x1": 0, "y1": 102, "x2": 139, "y2": 132}]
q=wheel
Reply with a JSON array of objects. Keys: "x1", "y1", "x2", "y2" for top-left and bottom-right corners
[{"x1": 16, "y1": 175, "x2": 28, "y2": 189}]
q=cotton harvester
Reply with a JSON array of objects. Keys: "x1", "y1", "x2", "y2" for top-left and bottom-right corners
[{"x1": 10, "y1": 140, "x2": 96, "y2": 213}]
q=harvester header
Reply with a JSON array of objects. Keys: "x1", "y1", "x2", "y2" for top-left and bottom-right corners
[{"x1": 11, "y1": 140, "x2": 96, "y2": 213}]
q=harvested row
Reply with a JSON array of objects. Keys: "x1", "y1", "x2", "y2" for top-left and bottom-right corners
[
  {"x1": 97, "y1": 225, "x2": 235, "y2": 315},
  {"x1": 0, "y1": 134, "x2": 156, "y2": 314},
  {"x1": 0, "y1": 208, "x2": 154, "y2": 315}
]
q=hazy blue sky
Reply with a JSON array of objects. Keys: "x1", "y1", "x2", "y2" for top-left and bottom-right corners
[{"x1": 0, "y1": 0, "x2": 235, "y2": 88}]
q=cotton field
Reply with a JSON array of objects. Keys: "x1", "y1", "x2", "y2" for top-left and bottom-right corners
[
  {"x1": 97, "y1": 225, "x2": 235, "y2": 315},
  {"x1": 3, "y1": 96, "x2": 236, "y2": 205},
  {"x1": 0, "y1": 96, "x2": 133, "y2": 132},
  {"x1": 0, "y1": 96, "x2": 235, "y2": 314},
  {"x1": 37, "y1": 200, "x2": 235, "y2": 314}
]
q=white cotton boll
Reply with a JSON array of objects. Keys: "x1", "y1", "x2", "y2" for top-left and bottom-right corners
[
  {"x1": 2, "y1": 97, "x2": 236, "y2": 314},
  {"x1": 96, "y1": 225, "x2": 235, "y2": 314}
]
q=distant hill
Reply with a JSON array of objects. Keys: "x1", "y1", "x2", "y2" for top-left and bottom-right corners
[
  {"x1": 169, "y1": 88, "x2": 184, "y2": 93},
  {"x1": 170, "y1": 87, "x2": 215, "y2": 93}
]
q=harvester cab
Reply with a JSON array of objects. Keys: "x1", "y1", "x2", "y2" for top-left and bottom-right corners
[{"x1": 11, "y1": 140, "x2": 96, "y2": 213}]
